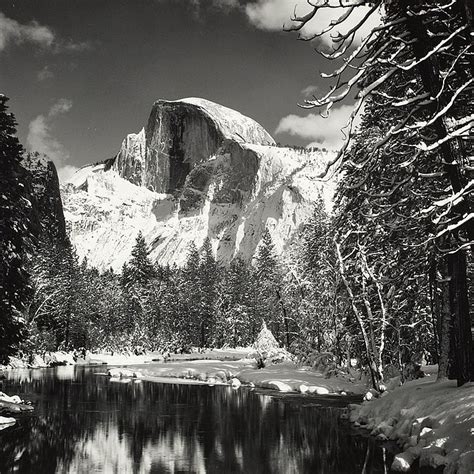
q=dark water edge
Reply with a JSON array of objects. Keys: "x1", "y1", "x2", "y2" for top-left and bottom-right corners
[{"x1": 0, "y1": 366, "x2": 437, "y2": 474}]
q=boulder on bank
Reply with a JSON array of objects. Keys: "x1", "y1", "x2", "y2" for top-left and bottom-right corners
[
  {"x1": 308, "y1": 386, "x2": 330, "y2": 395},
  {"x1": 29, "y1": 354, "x2": 48, "y2": 368},
  {"x1": 0, "y1": 416, "x2": 16, "y2": 429},
  {"x1": 231, "y1": 378, "x2": 241, "y2": 389},
  {"x1": 0, "y1": 394, "x2": 34, "y2": 416},
  {"x1": 0, "y1": 393, "x2": 22, "y2": 404},
  {"x1": 247, "y1": 322, "x2": 293, "y2": 365},
  {"x1": 267, "y1": 381, "x2": 293, "y2": 392},
  {"x1": 43, "y1": 351, "x2": 76, "y2": 367},
  {"x1": 107, "y1": 368, "x2": 141, "y2": 378}
]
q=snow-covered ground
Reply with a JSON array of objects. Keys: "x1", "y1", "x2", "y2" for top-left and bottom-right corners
[
  {"x1": 349, "y1": 376, "x2": 474, "y2": 473},
  {"x1": 102, "y1": 353, "x2": 366, "y2": 395}
]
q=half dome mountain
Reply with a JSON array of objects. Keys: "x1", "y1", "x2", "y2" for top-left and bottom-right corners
[{"x1": 62, "y1": 98, "x2": 333, "y2": 270}]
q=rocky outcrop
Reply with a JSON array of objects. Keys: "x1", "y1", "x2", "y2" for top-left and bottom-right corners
[
  {"x1": 113, "y1": 98, "x2": 275, "y2": 194},
  {"x1": 113, "y1": 128, "x2": 145, "y2": 187},
  {"x1": 22, "y1": 153, "x2": 67, "y2": 243},
  {"x1": 62, "y1": 98, "x2": 334, "y2": 270}
]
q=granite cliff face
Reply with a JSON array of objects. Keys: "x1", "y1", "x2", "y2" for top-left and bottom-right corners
[
  {"x1": 22, "y1": 154, "x2": 67, "y2": 243},
  {"x1": 113, "y1": 98, "x2": 274, "y2": 194},
  {"x1": 62, "y1": 98, "x2": 333, "y2": 271},
  {"x1": 113, "y1": 129, "x2": 145, "y2": 187}
]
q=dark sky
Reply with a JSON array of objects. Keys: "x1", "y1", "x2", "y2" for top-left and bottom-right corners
[{"x1": 0, "y1": 0, "x2": 364, "y2": 180}]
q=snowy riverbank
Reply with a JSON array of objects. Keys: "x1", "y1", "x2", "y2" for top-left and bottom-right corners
[
  {"x1": 109, "y1": 358, "x2": 367, "y2": 395},
  {"x1": 3, "y1": 348, "x2": 472, "y2": 472},
  {"x1": 106, "y1": 354, "x2": 473, "y2": 472},
  {"x1": 349, "y1": 376, "x2": 474, "y2": 473}
]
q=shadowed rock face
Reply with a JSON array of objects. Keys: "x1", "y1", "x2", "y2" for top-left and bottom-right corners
[
  {"x1": 145, "y1": 101, "x2": 221, "y2": 193},
  {"x1": 114, "y1": 98, "x2": 275, "y2": 194},
  {"x1": 178, "y1": 140, "x2": 261, "y2": 215},
  {"x1": 22, "y1": 154, "x2": 67, "y2": 243}
]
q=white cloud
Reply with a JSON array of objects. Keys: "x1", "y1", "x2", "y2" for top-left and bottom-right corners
[
  {"x1": 27, "y1": 99, "x2": 76, "y2": 182},
  {"x1": 0, "y1": 12, "x2": 54, "y2": 51},
  {"x1": 49, "y1": 98, "x2": 73, "y2": 116},
  {"x1": 0, "y1": 12, "x2": 91, "y2": 54},
  {"x1": 245, "y1": 0, "x2": 295, "y2": 30},
  {"x1": 301, "y1": 85, "x2": 319, "y2": 97},
  {"x1": 244, "y1": 0, "x2": 381, "y2": 47},
  {"x1": 37, "y1": 65, "x2": 54, "y2": 81},
  {"x1": 275, "y1": 104, "x2": 360, "y2": 149}
]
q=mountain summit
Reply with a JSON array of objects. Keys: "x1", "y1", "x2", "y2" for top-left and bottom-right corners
[{"x1": 62, "y1": 98, "x2": 332, "y2": 270}]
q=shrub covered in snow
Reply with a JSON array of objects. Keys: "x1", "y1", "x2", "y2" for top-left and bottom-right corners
[{"x1": 247, "y1": 322, "x2": 293, "y2": 365}]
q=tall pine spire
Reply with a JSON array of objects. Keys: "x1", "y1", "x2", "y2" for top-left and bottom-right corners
[{"x1": 0, "y1": 94, "x2": 30, "y2": 362}]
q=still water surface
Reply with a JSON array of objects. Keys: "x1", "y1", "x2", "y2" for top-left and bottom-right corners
[{"x1": 0, "y1": 366, "x2": 399, "y2": 473}]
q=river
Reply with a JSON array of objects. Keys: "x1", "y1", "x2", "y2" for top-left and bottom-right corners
[{"x1": 0, "y1": 366, "x2": 423, "y2": 473}]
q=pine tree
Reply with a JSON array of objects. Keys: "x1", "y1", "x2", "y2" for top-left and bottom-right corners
[
  {"x1": 161, "y1": 264, "x2": 186, "y2": 349},
  {"x1": 120, "y1": 232, "x2": 157, "y2": 344},
  {"x1": 295, "y1": 199, "x2": 341, "y2": 357},
  {"x1": 30, "y1": 235, "x2": 84, "y2": 350},
  {"x1": 128, "y1": 231, "x2": 156, "y2": 286},
  {"x1": 0, "y1": 95, "x2": 31, "y2": 362},
  {"x1": 215, "y1": 257, "x2": 254, "y2": 347},
  {"x1": 91, "y1": 268, "x2": 126, "y2": 351},
  {"x1": 179, "y1": 242, "x2": 201, "y2": 346},
  {"x1": 253, "y1": 229, "x2": 285, "y2": 344},
  {"x1": 198, "y1": 238, "x2": 218, "y2": 347}
]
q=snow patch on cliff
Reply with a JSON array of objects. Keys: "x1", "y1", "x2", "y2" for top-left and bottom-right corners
[{"x1": 63, "y1": 169, "x2": 172, "y2": 270}]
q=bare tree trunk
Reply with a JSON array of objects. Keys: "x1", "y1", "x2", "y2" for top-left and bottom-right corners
[
  {"x1": 346, "y1": 334, "x2": 351, "y2": 371},
  {"x1": 361, "y1": 273, "x2": 382, "y2": 382},
  {"x1": 335, "y1": 238, "x2": 379, "y2": 390},
  {"x1": 437, "y1": 272, "x2": 451, "y2": 381},
  {"x1": 396, "y1": 319, "x2": 404, "y2": 382},
  {"x1": 429, "y1": 253, "x2": 440, "y2": 364},
  {"x1": 448, "y1": 250, "x2": 474, "y2": 385},
  {"x1": 361, "y1": 248, "x2": 387, "y2": 382}
]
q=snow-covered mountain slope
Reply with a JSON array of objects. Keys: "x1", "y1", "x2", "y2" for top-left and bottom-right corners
[{"x1": 62, "y1": 98, "x2": 334, "y2": 271}]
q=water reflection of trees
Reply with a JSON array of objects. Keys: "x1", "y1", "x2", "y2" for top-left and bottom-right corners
[{"x1": 0, "y1": 368, "x2": 392, "y2": 473}]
